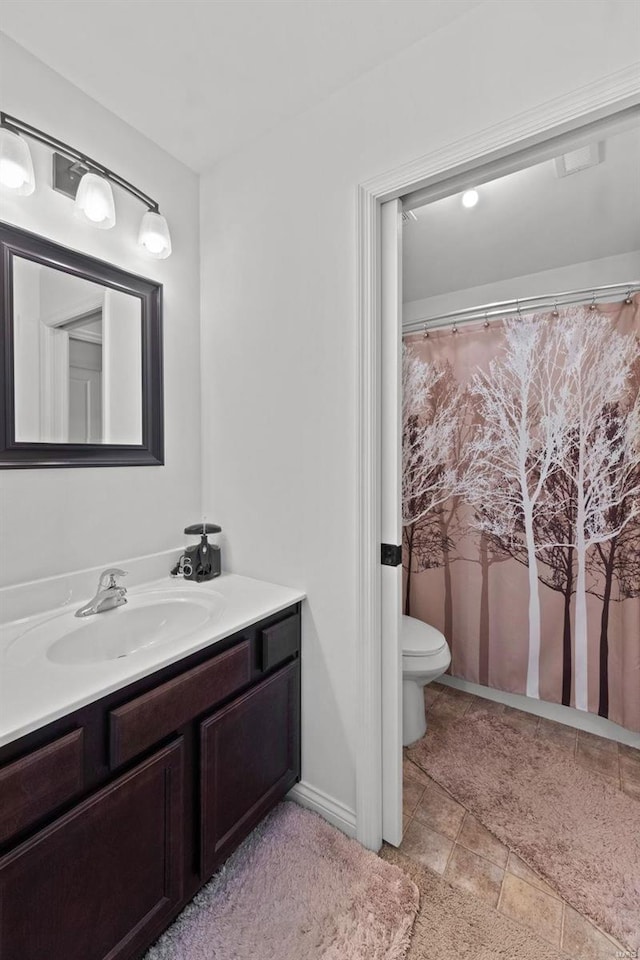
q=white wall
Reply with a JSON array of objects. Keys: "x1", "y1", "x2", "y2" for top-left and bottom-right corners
[
  {"x1": 0, "y1": 35, "x2": 201, "y2": 586},
  {"x1": 103, "y1": 289, "x2": 142, "y2": 444},
  {"x1": 403, "y1": 250, "x2": 640, "y2": 325},
  {"x1": 38, "y1": 268, "x2": 104, "y2": 324},
  {"x1": 199, "y1": 0, "x2": 640, "y2": 815},
  {"x1": 12, "y1": 257, "x2": 41, "y2": 441}
]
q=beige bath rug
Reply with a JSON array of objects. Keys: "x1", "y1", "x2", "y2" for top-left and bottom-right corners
[
  {"x1": 381, "y1": 845, "x2": 569, "y2": 960},
  {"x1": 407, "y1": 710, "x2": 640, "y2": 950},
  {"x1": 144, "y1": 801, "x2": 418, "y2": 960}
]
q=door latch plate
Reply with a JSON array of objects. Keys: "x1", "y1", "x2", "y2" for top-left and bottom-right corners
[{"x1": 381, "y1": 543, "x2": 402, "y2": 566}]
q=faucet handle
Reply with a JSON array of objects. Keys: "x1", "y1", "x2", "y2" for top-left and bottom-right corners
[{"x1": 99, "y1": 568, "x2": 128, "y2": 589}]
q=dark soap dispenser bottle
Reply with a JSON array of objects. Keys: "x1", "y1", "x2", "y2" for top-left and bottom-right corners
[{"x1": 176, "y1": 521, "x2": 222, "y2": 582}]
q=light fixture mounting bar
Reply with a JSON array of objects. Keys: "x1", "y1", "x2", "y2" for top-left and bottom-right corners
[
  {"x1": 0, "y1": 112, "x2": 160, "y2": 212},
  {"x1": 52, "y1": 153, "x2": 90, "y2": 201}
]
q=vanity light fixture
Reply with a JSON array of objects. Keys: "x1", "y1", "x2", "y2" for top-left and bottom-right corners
[
  {"x1": 461, "y1": 189, "x2": 479, "y2": 209},
  {"x1": 74, "y1": 172, "x2": 116, "y2": 229},
  {"x1": 138, "y1": 211, "x2": 172, "y2": 260},
  {"x1": 0, "y1": 112, "x2": 172, "y2": 257},
  {"x1": 0, "y1": 126, "x2": 35, "y2": 195}
]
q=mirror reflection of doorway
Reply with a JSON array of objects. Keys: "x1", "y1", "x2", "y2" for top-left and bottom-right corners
[
  {"x1": 11, "y1": 257, "x2": 143, "y2": 447},
  {"x1": 68, "y1": 340, "x2": 102, "y2": 443},
  {"x1": 61, "y1": 311, "x2": 103, "y2": 443}
]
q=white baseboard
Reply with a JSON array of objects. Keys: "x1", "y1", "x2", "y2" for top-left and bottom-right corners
[
  {"x1": 440, "y1": 675, "x2": 640, "y2": 749},
  {"x1": 287, "y1": 781, "x2": 357, "y2": 838}
]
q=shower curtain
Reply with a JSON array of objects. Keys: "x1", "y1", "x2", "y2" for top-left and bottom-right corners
[{"x1": 403, "y1": 299, "x2": 640, "y2": 732}]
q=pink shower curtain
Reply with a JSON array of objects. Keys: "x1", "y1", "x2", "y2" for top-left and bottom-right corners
[{"x1": 403, "y1": 299, "x2": 640, "y2": 732}]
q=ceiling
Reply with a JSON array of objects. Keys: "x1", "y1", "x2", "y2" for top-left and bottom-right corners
[
  {"x1": 0, "y1": 0, "x2": 481, "y2": 173},
  {"x1": 403, "y1": 124, "x2": 640, "y2": 304}
]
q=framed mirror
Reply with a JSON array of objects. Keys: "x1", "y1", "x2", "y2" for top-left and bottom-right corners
[{"x1": 0, "y1": 222, "x2": 163, "y2": 467}]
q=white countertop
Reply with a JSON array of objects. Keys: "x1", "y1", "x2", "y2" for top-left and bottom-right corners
[{"x1": 0, "y1": 572, "x2": 305, "y2": 749}]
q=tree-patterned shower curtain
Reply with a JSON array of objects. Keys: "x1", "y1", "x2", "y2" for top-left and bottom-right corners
[{"x1": 402, "y1": 299, "x2": 640, "y2": 732}]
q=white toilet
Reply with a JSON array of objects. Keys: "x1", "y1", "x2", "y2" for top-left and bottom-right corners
[{"x1": 402, "y1": 615, "x2": 451, "y2": 745}]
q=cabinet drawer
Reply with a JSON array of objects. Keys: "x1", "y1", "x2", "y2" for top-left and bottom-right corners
[
  {"x1": 260, "y1": 614, "x2": 299, "y2": 671},
  {"x1": 110, "y1": 640, "x2": 251, "y2": 767},
  {"x1": 0, "y1": 729, "x2": 84, "y2": 846}
]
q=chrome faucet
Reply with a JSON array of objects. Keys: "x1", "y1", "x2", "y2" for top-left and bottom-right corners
[{"x1": 75, "y1": 568, "x2": 128, "y2": 618}]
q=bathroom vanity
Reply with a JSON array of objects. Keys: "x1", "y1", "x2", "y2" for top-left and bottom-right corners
[{"x1": 0, "y1": 573, "x2": 303, "y2": 960}]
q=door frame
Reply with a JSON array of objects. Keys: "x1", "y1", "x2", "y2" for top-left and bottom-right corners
[{"x1": 354, "y1": 64, "x2": 640, "y2": 850}]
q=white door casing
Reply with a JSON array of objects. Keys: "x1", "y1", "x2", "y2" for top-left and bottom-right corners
[
  {"x1": 380, "y1": 199, "x2": 403, "y2": 846},
  {"x1": 39, "y1": 324, "x2": 69, "y2": 443},
  {"x1": 355, "y1": 65, "x2": 640, "y2": 851}
]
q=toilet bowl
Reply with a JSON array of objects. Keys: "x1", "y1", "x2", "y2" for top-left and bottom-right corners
[{"x1": 402, "y1": 615, "x2": 451, "y2": 746}]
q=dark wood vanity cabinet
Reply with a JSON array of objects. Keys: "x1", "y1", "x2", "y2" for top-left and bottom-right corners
[
  {"x1": 0, "y1": 741, "x2": 184, "y2": 960},
  {"x1": 0, "y1": 603, "x2": 301, "y2": 960},
  {"x1": 201, "y1": 659, "x2": 300, "y2": 877}
]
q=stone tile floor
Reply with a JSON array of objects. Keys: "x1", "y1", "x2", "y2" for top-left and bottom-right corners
[{"x1": 398, "y1": 681, "x2": 639, "y2": 960}]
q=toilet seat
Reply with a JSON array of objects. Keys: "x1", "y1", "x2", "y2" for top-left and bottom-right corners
[{"x1": 402, "y1": 615, "x2": 447, "y2": 658}]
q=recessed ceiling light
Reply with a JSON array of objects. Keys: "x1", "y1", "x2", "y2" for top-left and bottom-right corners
[{"x1": 462, "y1": 189, "x2": 479, "y2": 209}]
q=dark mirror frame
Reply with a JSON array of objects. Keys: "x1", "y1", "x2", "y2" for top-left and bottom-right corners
[{"x1": 0, "y1": 222, "x2": 164, "y2": 468}]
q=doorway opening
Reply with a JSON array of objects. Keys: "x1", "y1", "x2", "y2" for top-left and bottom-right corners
[
  {"x1": 355, "y1": 77, "x2": 640, "y2": 857},
  {"x1": 61, "y1": 310, "x2": 104, "y2": 443},
  {"x1": 393, "y1": 117, "x2": 639, "y2": 951}
]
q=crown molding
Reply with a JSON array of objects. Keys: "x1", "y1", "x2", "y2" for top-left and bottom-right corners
[{"x1": 362, "y1": 62, "x2": 640, "y2": 202}]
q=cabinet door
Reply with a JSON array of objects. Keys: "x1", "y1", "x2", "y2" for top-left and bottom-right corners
[
  {"x1": 0, "y1": 739, "x2": 184, "y2": 960},
  {"x1": 201, "y1": 660, "x2": 300, "y2": 878}
]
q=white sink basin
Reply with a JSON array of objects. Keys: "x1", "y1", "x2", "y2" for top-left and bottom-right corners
[{"x1": 5, "y1": 590, "x2": 225, "y2": 667}]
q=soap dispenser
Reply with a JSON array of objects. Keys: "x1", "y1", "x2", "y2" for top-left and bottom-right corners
[{"x1": 172, "y1": 521, "x2": 222, "y2": 582}]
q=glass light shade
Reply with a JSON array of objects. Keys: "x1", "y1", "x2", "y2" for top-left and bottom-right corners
[
  {"x1": 74, "y1": 173, "x2": 116, "y2": 229},
  {"x1": 0, "y1": 129, "x2": 35, "y2": 195},
  {"x1": 138, "y1": 211, "x2": 172, "y2": 259}
]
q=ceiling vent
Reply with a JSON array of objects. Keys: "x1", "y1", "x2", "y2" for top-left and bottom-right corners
[
  {"x1": 402, "y1": 210, "x2": 418, "y2": 222},
  {"x1": 555, "y1": 142, "x2": 604, "y2": 177}
]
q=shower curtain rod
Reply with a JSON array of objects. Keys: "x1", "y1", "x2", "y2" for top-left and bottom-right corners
[{"x1": 402, "y1": 280, "x2": 640, "y2": 335}]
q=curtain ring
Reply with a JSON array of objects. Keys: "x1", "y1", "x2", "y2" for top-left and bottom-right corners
[
  {"x1": 625, "y1": 288, "x2": 633, "y2": 304},
  {"x1": 552, "y1": 299, "x2": 559, "y2": 318},
  {"x1": 422, "y1": 323, "x2": 429, "y2": 339},
  {"x1": 452, "y1": 323, "x2": 459, "y2": 335},
  {"x1": 483, "y1": 311, "x2": 490, "y2": 329},
  {"x1": 516, "y1": 299, "x2": 522, "y2": 319},
  {"x1": 589, "y1": 291, "x2": 597, "y2": 311}
]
